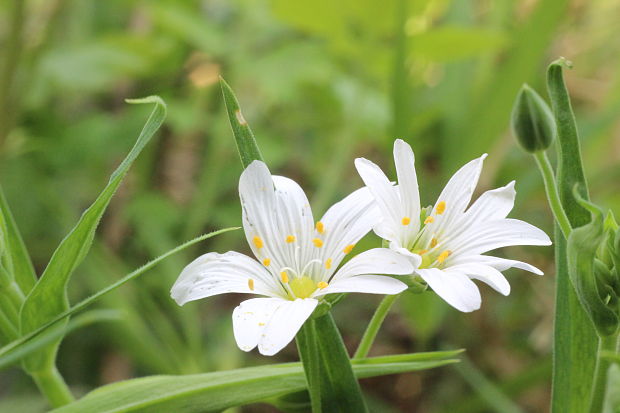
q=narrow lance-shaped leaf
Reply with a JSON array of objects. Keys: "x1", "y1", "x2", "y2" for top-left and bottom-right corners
[
  {"x1": 20, "y1": 96, "x2": 167, "y2": 372},
  {"x1": 50, "y1": 351, "x2": 461, "y2": 413},
  {"x1": 220, "y1": 77, "x2": 264, "y2": 168},
  {"x1": 546, "y1": 59, "x2": 598, "y2": 413},
  {"x1": 0, "y1": 186, "x2": 37, "y2": 294}
]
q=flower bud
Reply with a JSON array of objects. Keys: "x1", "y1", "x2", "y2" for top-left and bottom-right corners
[
  {"x1": 511, "y1": 84, "x2": 555, "y2": 153},
  {"x1": 568, "y1": 188, "x2": 619, "y2": 336}
]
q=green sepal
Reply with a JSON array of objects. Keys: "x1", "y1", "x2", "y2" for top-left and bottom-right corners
[
  {"x1": 312, "y1": 293, "x2": 345, "y2": 319},
  {"x1": 220, "y1": 77, "x2": 264, "y2": 168},
  {"x1": 567, "y1": 187, "x2": 619, "y2": 337},
  {"x1": 511, "y1": 84, "x2": 555, "y2": 153},
  {"x1": 401, "y1": 275, "x2": 428, "y2": 294}
]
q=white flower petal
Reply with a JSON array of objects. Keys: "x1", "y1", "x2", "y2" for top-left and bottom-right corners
[
  {"x1": 314, "y1": 275, "x2": 407, "y2": 296},
  {"x1": 239, "y1": 161, "x2": 314, "y2": 275},
  {"x1": 232, "y1": 297, "x2": 283, "y2": 352},
  {"x1": 389, "y1": 244, "x2": 423, "y2": 269},
  {"x1": 239, "y1": 161, "x2": 289, "y2": 272},
  {"x1": 417, "y1": 268, "x2": 481, "y2": 312},
  {"x1": 450, "y1": 218, "x2": 551, "y2": 255},
  {"x1": 258, "y1": 298, "x2": 318, "y2": 356},
  {"x1": 354, "y1": 158, "x2": 402, "y2": 240},
  {"x1": 317, "y1": 186, "x2": 380, "y2": 277},
  {"x1": 451, "y1": 254, "x2": 544, "y2": 276},
  {"x1": 393, "y1": 139, "x2": 421, "y2": 233},
  {"x1": 272, "y1": 175, "x2": 315, "y2": 270},
  {"x1": 464, "y1": 181, "x2": 516, "y2": 222},
  {"x1": 171, "y1": 252, "x2": 281, "y2": 305},
  {"x1": 428, "y1": 154, "x2": 487, "y2": 235},
  {"x1": 448, "y1": 263, "x2": 511, "y2": 295},
  {"x1": 332, "y1": 248, "x2": 414, "y2": 281}
]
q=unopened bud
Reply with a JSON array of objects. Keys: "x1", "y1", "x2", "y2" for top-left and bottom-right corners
[{"x1": 511, "y1": 84, "x2": 555, "y2": 153}]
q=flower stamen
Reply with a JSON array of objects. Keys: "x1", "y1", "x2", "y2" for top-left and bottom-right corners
[
  {"x1": 325, "y1": 258, "x2": 332, "y2": 269},
  {"x1": 437, "y1": 250, "x2": 452, "y2": 264},
  {"x1": 436, "y1": 201, "x2": 446, "y2": 215},
  {"x1": 285, "y1": 235, "x2": 296, "y2": 243},
  {"x1": 248, "y1": 279, "x2": 255, "y2": 291},
  {"x1": 280, "y1": 271, "x2": 289, "y2": 283},
  {"x1": 262, "y1": 258, "x2": 271, "y2": 266},
  {"x1": 424, "y1": 216, "x2": 434, "y2": 224},
  {"x1": 253, "y1": 236, "x2": 264, "y2": 249},
  {"x1": 343, "y1": 244, "x2": 355, "y2": 254},
  {"x1": 317, "y1": 281, "x2": 328, "y2": 289},
  {"x1": 312, "y1": 238, "x2": 323, "y2": 247},
  {"x1": 402, "y1": 216, "x2": 411, "y2": 225},
  {"x1": 316, "y1": 221, "x2": 325, "y2": 234}
]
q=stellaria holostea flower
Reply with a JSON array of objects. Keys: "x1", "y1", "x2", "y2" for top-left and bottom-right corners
[
  {"x1": 354, "y1": 139, "x2": 552, "y2": 312},
  {"x1": 171, "y1": 160, "x2": 413, "y2": 355}
]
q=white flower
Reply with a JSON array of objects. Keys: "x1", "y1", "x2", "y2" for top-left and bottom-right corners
[
  {"x1": 171, "y1": 161, "x2": 412, "y2": 355},
  {"x1": 354, "y1": 139, "x2": 552, "y2": 313}
]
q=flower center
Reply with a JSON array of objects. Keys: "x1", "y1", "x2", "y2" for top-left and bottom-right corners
[{"x1": 289, "y1": 276, "x2": 317, "y2": 299}]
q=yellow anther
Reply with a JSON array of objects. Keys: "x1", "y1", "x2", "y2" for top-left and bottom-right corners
[
  {"x1": 418, "y1": 249, "x2": 428, "y2": 255},
  {"x1": 430, "y1": 238, "x2": 438, "y2": 248},
  {"x1": 343, "y1": 244, "x2": 355, "y2": 254},
  {"x1": 280, "y1": 271, "x2": 289, "y2": 284},
  {"x1": 262, "y1": 258, "x2": 271, "y2": 266},
  {"x1": 437, "y1": 250, "x2": 452, "y2": 264},
  {"x1": 401, "y1": 216, "x2": 411, "y2": 226},
  {"x1": 286, "y1": 235, "x2": 296, "y2": 243},
  {"x1": 317, "y1": 281, "x2": 328, "y2": 289},
  {"x1": 258, "y1": 322, "x2": 265, "y2": 326},
  {"x1": 312, "y1": 238, "x2": 324, "y2": 248},
  {"x1": 248, "y1": 279, "x2": 255, "y2": 291},
  {"x1": 253, "y1": 236, "x2": 264, "y2": 249},
  {"x1": 316, "y1": 221, "x2": 325, "y2": 234},
  {"x1": 436, "y1": 201, "x2": 446, "y2": 215},
  {"x1": 325, "y1": 258, "x2": 333, "y2": 269},
  {"x1": 424, "y1": 216, "x2": 434, "y2": 224}
]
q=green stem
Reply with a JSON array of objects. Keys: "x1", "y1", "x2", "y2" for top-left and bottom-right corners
[
  {"x1": 588, "y1": 332, "x2": 619, "y2": 413},
  {"x1": 353, "y1": 294, "x2": 400, "y2": 359},
  {"x1": 31, "y1": 366, "x2": 75, "y2": 408},
  {"x1": 533, "y1": 151, "x2": 572, "y2": 238},
  {"x1": 296, "y1": 320, "x2": 322, "y2": 413}
]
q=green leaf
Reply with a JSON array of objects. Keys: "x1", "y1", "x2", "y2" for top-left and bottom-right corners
[
  {"x1": 295, "y1": 321, "x2": 323, "y2": 412},
  {"x1": 50, "y1": 351, "x2": 460, "y2": 413},
  {"x1": 0, "y1": 310, "x2": 120, "y2": 371},
  {"x1": 0, "y1": 186, "x2": 37, "y2": 294},
  {"x1": 220, "y1": 77, "x2": 264, "y2": 168},
  {"x1": 19, "y1": 96, "x2": 167, "y2": 372},
  {"x1": 1, "y1": 229, "x2": 236, "y2": 370},
  {"x1": 314, "y1": 313, "x2": 368, "y2": 412},
  {"x1": 546, "y1": 59, "x2": 598, "y2": 413}
]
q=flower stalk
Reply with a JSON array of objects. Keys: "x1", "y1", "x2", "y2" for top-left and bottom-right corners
[{"x1": 354, "y1": 293, "x2": 400, "y2": 359}]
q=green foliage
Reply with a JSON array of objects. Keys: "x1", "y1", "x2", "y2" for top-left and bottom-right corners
[
  {"x1": 20, "y1": 97, "x2": 166, "y2": 372},
  {"x1": 51, "y1": 351, "x2": 460, "y2": 413},
  {"x1": 568, "y1": 192, "x2": 619, "y2": 336},
  {"x1": 220, "y1": 78, "x2": 264, "y2": 168},
  {"x1": 546, "y1": 60, "x2": 598, "y2": 413},
  {"x1": 0, "y1": 187, "x2": 37, "y2": 295}
]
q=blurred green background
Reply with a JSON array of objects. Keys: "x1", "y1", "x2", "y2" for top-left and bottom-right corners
[{"x1": 1, "y1": 0, "x2": 619, "y2": 411}]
